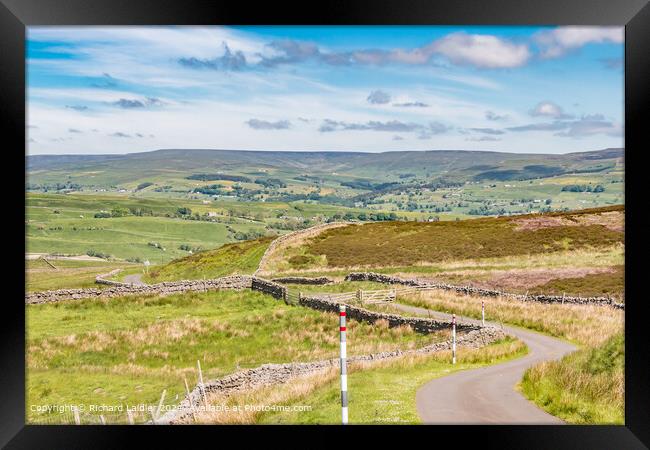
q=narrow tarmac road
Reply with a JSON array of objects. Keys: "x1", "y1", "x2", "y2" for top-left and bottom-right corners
[
  {"x1": 123, "y1": 274, "x2": 146, "y2": 286},
  {"x1": 391, "y1": 303, "x2": 576, "y2": 424}
]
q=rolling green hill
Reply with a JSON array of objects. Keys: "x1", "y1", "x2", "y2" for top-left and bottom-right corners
[
  {"x1": 26, "y1": 148, "x2": 624, "y2": 219},
  {"x1": 27, "y1": 147, "x2": 623, "y2": 188}
]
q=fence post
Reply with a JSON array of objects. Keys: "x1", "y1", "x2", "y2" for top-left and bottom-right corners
[
  {"x1": 339, "y1": 304, "x2": 348, "y2": 425},
  {"x1": 184, "y1": 376, "x2": 198, "y2": 423},
  {"x1": 197, "y1": 360, "x2": 208, "y2": 410},
  {"x1": 356, "y1": 289, "x2": 362, "y2": 305},
  {"x1": 73, "y1": 406, "x2": 80, "y2": 425},
  {"x1": 452, "y1": 313, "x2": 457, "y2": 365},
  {"x1": 155, "y1": 389, "x2": 167, "y2": 422},
  {"x1": 481, "y1": 300, "x2": 485, "y2": 327},
  {"x1": 127, "y1": 408, "x2": 134, "y2": 425}
]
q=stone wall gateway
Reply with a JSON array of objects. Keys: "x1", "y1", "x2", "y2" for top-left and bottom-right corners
[
  {"x1": 251, "y1": 277, "x2": 287, "y2": 300},
  {"x1": 345, "y1": 272, "x2": 625, "y2": 310},
  {"x1": 95, "y1": 268, "x2": 128, "y2": 286}
]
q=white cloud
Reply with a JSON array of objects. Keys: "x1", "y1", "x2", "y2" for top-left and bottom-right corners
[
  {"x1": 529, "y1": 101, "x2": 573, "y2": 119},
  {"x1": 25, "y1": 27, "x2": 624, "y2": 154},
  {"x1": 367, "y1": 90, "x2": 391, "y2": 104},
  {"x1": 430, "y1": 32, "x2": 530, "y2": 68},
  {"x1": 534, "y1": 26, "x2": 624, "y2": 58}
]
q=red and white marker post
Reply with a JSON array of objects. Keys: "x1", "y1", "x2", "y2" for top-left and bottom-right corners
[
  {"x1": 339, "y1": 304, "x2": 348, "y2": 424},
  {"x1": 452, "y1": 313, "x2": 457, "y2": 365},
  {"x1": 481, "y1": 300, "x2": 485, "y2": 327}
]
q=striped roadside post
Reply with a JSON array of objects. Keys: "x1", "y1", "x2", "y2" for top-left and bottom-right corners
[
  {"x1": 481, "y1": 300, "x2": 485, "y2": 327},
  {"x1": 452, "y1": 313, "x2": 457, "y2": 365},
  {"x1": 339, "y1": 304, "x2": 348, "y2": 424}
]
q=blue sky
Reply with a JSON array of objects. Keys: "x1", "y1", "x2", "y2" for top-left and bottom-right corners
[{"x1": 26, "y1": 26, "x2": 623, "y2": 155}]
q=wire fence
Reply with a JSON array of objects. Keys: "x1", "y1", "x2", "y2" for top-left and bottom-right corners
[{"x1": 29, "y1": 407, "x2": 155, "y2": 425}]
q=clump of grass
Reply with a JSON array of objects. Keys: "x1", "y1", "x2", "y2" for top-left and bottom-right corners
[
  {"x1": 520, "y1": 333, "x2": 624, "y2": 424},
  {"x1": 186, "y1": 368, "x2": 340, "y2": 424}
]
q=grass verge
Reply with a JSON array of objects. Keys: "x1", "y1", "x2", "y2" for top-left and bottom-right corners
[{"x1": 520, "y1": 332, "x2": 624, "y2": 424}]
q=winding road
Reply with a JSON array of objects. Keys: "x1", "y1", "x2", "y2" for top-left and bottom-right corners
[{"x1": 391, "y1": 303, "x2": 576, "y2": 424}]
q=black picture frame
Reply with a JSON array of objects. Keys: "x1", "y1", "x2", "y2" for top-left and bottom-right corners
[{"x1": 2, "y1": 0, "x2": 649, "y2": 448}]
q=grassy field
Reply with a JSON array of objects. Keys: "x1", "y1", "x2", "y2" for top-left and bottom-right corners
[
  {"x1": 296, "y1": 206, "x2": 623, "y2": 269},
  {"x1": 26, "y1": 258, "x2": 136, "y2": 292},
  {"x1": 26, "y1": 193, "x2": 268, "y2": 263},
  {"x1": 25, "y1": 192, "x2": 441, "y2": 264},
  {"x1": 521, "y1": 333, "x2": 624, "y2": 424},
  {"x1": 145, "y1": 237, "x2": 273, "y2": 282},
  {"x1": 26, "y1": 289, "x2": 446, "y2": 424}
]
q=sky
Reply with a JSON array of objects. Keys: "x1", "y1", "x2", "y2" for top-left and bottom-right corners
[{"x1": 26, "y1": 26, "x2": 624, "y2": 155}]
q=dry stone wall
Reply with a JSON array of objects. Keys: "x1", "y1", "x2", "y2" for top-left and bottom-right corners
[
  {"x1": 26, "y1": 276, "x2": 253, "y2": 304},
  {"x1": 345, "y1": 272, "x2": 625, "y2": 310},
  {"x1": 299, "y1": 295, "x2": 480, "y2": 333},
  {"x1": 251, "y1": 277, "x2": 287, "y2": 300},
  {"x1": 271, "y1": 276, "x2": 333, "y2": 285},
  {"x1": 158, "y1": 325, "x2": 505, "y2": 424},
  {"x1": 95, "y1": 268, "x2": 128, "y2": 286}
]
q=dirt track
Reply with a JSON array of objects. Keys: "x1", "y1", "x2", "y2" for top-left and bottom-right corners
[{"x1": 391, "y1": 303, "x2": 576, "y2": 424}]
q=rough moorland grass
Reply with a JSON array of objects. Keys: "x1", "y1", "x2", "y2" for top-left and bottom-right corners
[
  {"x1": 26, "y1": 289, "x2": 442, "y2": 423},
  {"x1": 255, "y1": 337, "x2": 527, "y2": 424},
  {"x1": 145, "y1": 237, "x2": 274, "y2": 282},
  {"x1": 263, "y1": 244, "x2": 624, "y2": 279},
  {"x1": 521, "y1": 333, "x2": 624, "y2": 424},
  {"x1": 530, "y1": 265, "x2": 624, "y2": 298},
  {"x1": 25, "y1": 259, "x2": 135, "y2": 292},
  {"x1": 398, "y1": 290, "x2": 623, "y2": 347},
  {"x1": 299, "y1": 207, "x2": 623, "y2": 269}
]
